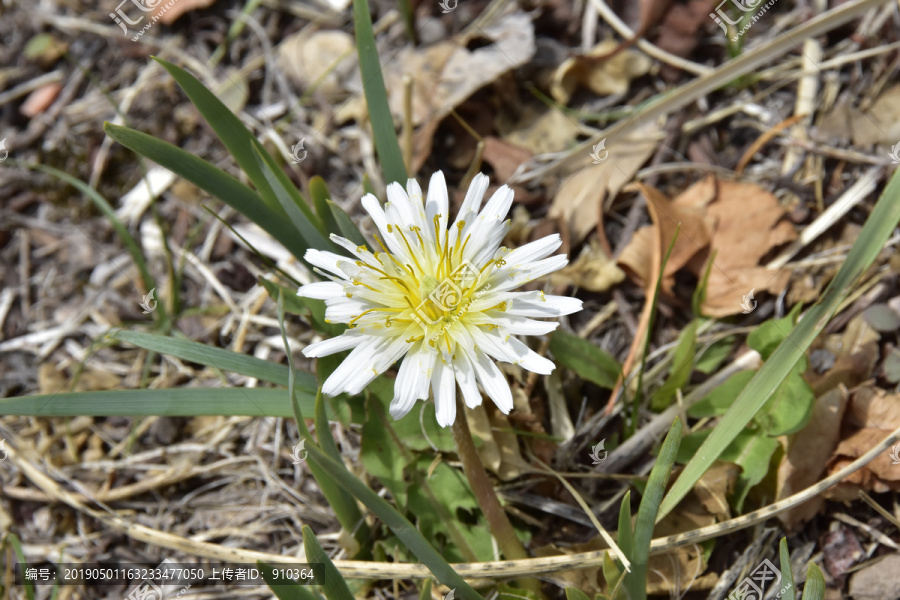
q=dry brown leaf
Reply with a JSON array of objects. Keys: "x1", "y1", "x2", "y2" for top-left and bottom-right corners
[
  {"x1": 816, "y1": 84, "x2": 900, "y2": 146},
  {"x1": 277, "y1": 29, "x2": 356, "y2": 98},
  {"x1": 482, "y1": 137, "x2": 533, "y2": 183},
  {"x1": 152, "y1": 0, "x2": 216, "y2": 24},
  {"x1": 550, "y1": 39, "x2": 651, "y2": 105},
  {"x1": 550, "y1": 120, "x2": 660, "y2": 243},
  {"x1": 384, "y1": 12, "x2": 534, "y2": 127},
  {"x1": 776, "y1": 387, "x2": 848, "y2": 530},
  {"x1": 503, "y1": 107, "x2": 584, "y2": 155},
  {"x1": 551, "y1": 238, "x2": 626, "y2": 293},
  {"x1": 39, "y1": 363, "x2": 121, "y2": 394},
  {"x1": 617, "y1": 181, "x2": 713, "y2": 294},
  {"x1": 653, "y1": 0, "x2": 718, "y2": 76},
  {"x1": 823, "y1": 387, "x2": 900, "y2": 501}
]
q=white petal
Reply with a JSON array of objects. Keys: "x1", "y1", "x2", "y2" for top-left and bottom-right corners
[
  {"x1": 324, "y1": 297, "x2": 376, "y2": 322},
  {"x1": 390, "y1": 346, "x2": 437, "y2": 420},
  {"x1": 453, "y1": 352, "x2": 482, "y2": 409},
  {"x1": 469, "y1": 185, "x2": 513, "y2": 240},
  {"x1": 432, "y1": 357, "x2": 457, "y2": 427},
  {"x1": 470, "y1": 350, "x2": 513, "y2": 413},
  {"x1": 490, "y1": 255, "x2": 569, "y2": 292},
  {"x1": 425, "y1": 171, "x2": 449, "y2": 235},
  {"x1": 297, "y1": 281, "x2": 344, "y2": 300},
  {"x1": 474, "y1": 313, "x2": 559, "y2": 336},
  {"x1": 469, "y1": 326, "x2": 554, "y2": 374},
  {"x1": 505, "y1": 292, "x2": 583, "y2": 317},
  {"x1": 305, "y1": 249, "x2": 351, "y2": 279},
  {"x1": 303, "y1": 333, "x2": 365, "y2": 358},
  {"x1": 362, "y1": 193, "x2": 408, "y2": 258},
  {"x1": 386, "y1": 182, "x2": 419, "y2": 230},
  {"x1": 504, "y1": 234, "x2": 562, "y2": 265},
  {"x1": 451, "y1": 173, "x2": 489, "y2": 236},
  {"x1": 321, "y1": 337, "x2": 380, "y2": 396},
  {"x1": 507, "y1": 336, "x2": 555, "y2": 374}
]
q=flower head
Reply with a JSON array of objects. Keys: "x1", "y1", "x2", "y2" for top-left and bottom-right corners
[{"x1": 297, "y1": 172, "x2": 581, "y2": 427}]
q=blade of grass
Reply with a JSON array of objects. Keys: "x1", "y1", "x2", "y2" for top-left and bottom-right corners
[
  {"x1": 250, "y1": 139, "x2": 333, "y2": 252},
  {"x1": 625, "y1": 418, "x2": 682, "y2": 600},
  {"x1": 352, "y1": 0, "x2": 407, "y2": 185},
  {"x1": 779, "y1": 538, "x2": 794, "y2": 593},
  {"x1": 310, "y1": 176, "x2": 340, "y2": 236},
  {"x1": 4, "y1": 533, "x2": 35, "y2": 600},
  {"x1": 327, "y1": 200, "x2": 368, "y2": 247},
  {"x1": 1, "y1": 388, "x2": 316, "y2": 417},
  {"x1": 109, "y1": 330, "x2": 300, "y2": 388},
  {"x1": 258, "y1": 561, "x2": 320, "y2": 600},
  {"x1": 104, "y1": 123, "x2": 310, "y2": 262},
  {"x1": 801, "y1": 563, "x2": 825, "y2": 600},
  {"x1": 302, "y1": 525, "x2": 355, "y2": 600},
  {"x1": 154, "y1": 58, "x2": 295, "y2": 221},
  {"x1": 314, "y1": 387, "x2": 371, "y2": 553},
  {"x1": 658, "y1": 168, "x2": 899, "y2": 520}
]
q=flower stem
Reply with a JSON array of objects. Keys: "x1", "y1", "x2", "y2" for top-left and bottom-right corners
[{"x1": 450, "y1": 398, "x2": 541, "y2": 595}]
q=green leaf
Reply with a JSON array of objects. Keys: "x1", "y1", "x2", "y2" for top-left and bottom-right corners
[
  {"x1": 650, "y1": 320, "x2": 699, "y2": 411},
  {"x1": 2, "y1": 388, "x2": 314, "y2": 417},
  {"x1": 302, "y1": 525, "x2": 355, "y2": 600},
  {"x1": 310, "y1": 176, "x2": 340, "y2": 236},
  {"x1": 103, "y1": 123, "x2": 309, "y2": 262},
  {"x1": 361, "y1": 389, "x2": 409, "y2": 506},
  {"x1": 616, "y1": 491, "x2": 633, "y2": 561},
  {"x1": 625, "y1": 418, "x2": 682, "y2": 600},
  {"x1": 249, "y1": 139, "x2": 333, "y2": 252},
  {"x1": 418, "y1": 580, "x2": 432, "y2": 600},
  {"x1": 549, "y1": 330, "x2": 621, "y2": 389},
  {"x1": 154, "y1": 58, "x2": 293, "y2": 219},
  {"x1": 754, "y1": 359, "x2": 814, "y2": 436},
  {"x1": 746, "y1": 306, "x2": 800, "y2": 360},
  {"x1": 658, "y1": 166, "x2": 900, "y2": 522},
  {"x1": 258, "y1": 561, "x2": 320, "y2": 600},
  {"x1": 687, "y1": 371, "x2": 755, "y2": 418},
  {"x1": 327, "y1": 199, "x2": 368, "y2": 247},
  {"x1": 406, "y1": 456, "x2": 495, "y2": 563},
  {"x1": 351, "y1": 0, "x2": 407, "y2": 185},
  {"x1": 779, "y1": 538, "x2": 794, "y2": 595},
  {"x1": 801, "y1": 563, "x2": 825, "y2": 600},
  {"x1": 695, "y1": 335, "x2": 735, "y2": 374},
  {"x1": 676, "y1": 428, "x2": 779, "y2": 512},
  {"x1": 565, "y1": 588, "x2": 592, "y2": 600},
  {"x1": 110, "y1": 330, "x2": 298, "y2": 388}
]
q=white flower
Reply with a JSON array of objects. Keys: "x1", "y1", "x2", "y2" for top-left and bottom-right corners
[{"x1": 297, "y1": 172, "x2": 581, "y2": 427}]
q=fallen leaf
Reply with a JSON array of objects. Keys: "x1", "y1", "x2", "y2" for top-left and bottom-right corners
[
  {"x1": 384, "y1": 11, "x2": 535, "y2": 127},
  {"x1": 776, "y1": 387, "x2": 848, "y2": 531},
  {"x1": 502, "y1": 107, "x2": 585, "y2": 155},
  {"x1": 482, "y1": 137, "x2": 533, "y2": 183},
  {"x1": 153, "y1": 0, "x2": 217, "y2": 24},
  {"x1": 821, "y1": 527, "x2": 864, "y2": 585},
  {"x1": 550, "y1": 120, "x2": 661, "y2": 243},
  {"x1": 550, "y1": 39, "x2": 651, "y2": 105},
  {"x1": 653, "y1": 0, "x2": 718, "y2": 77},
  {"x1": 814, "y1": 85, "x2": 900, "y2": 146},
  {"x1": 823, "y1": 387, "x2": 900, "y2": 501},
  {"x1": 278, "y1": 28, "x2": 358, "y2": 98},
  {"x1": 551, "y1": 238, "x2": 626, "y2": 292}
]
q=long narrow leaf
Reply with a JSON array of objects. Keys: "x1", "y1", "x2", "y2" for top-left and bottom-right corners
[
  {"x1": 153, "y1": 57, "x2": 286, "y2": 218},
  {"x1": 258, "y1": 561, "x2": 319, "y2": 600},
  {"x1": 625, "y1": 419, "x2": 682, "y2": 600},
  {"x1": 801, "y1": 563, "x2": 825, "y2": 600},
  {"x1": 352, "y1": 0, "x2": 407, "y2": 185},
  {"x1": 109, "y1": 330, "x2": 300, "y2": 388},
  {"x1": 302, "y1": 525, "x2": 355, "y2": 600},
  {"x1": 310, "y1": 176, "x2": 340, "y2": 236},
  {"x1": 250, "y1": 140, "x2": 333, "y2": 252},
  {"x1": 658, "y1": 168, "x2": 900, "y2": 519},
  {"x1": 2, "y1": 388, "x2": 315, "y2": 417},
  {"x1": 104, "y1": 123, "x2": 310, "y2": 262},
  {"x1": 327, "y1": 200, "x2": 367, "y2": 247}
]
